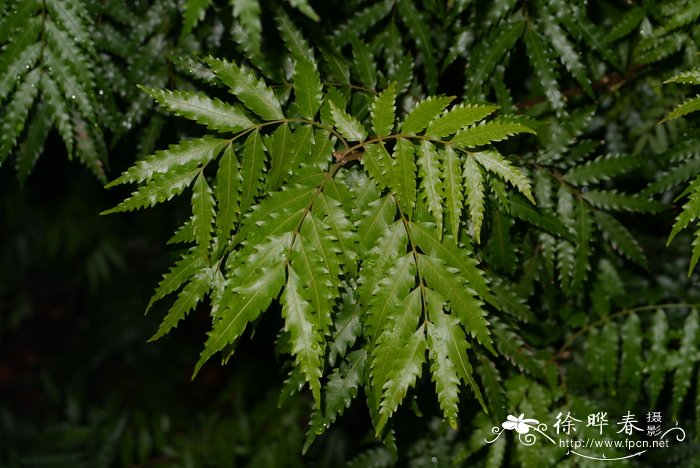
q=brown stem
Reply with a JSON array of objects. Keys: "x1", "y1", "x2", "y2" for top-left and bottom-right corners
[{"x1": 517, "y1": 65, "x2": 645, "y2": 111}]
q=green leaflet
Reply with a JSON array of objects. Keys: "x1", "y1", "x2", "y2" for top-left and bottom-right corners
[
  {"x1": 619, "y1": 312, "x2": 642, "y2": 398},
  {"x1": 486, "y1": 209, "x2": 516, "y2": 275},
  {"x1": 194, "y1": 233, "x2": 291, "y2": 376},
  {"x1": 425, "y1": 290, "x2": 461, "y2": 428},
  {"x1": 476, "y1": 352, "x2": 506, "y2": 424},
  {"x1": 465, "y1": 18, "x2": 524, "y2": 98},
  {"x1": 563, "y1": 154, "x2": 640, "y2": 185},
  {"x1": 525, "y1": 26, "x2": 566, "y2": 115},
  {"x1": 365, "y1": 252, "x2": 414, "y2": 340},
  {"x1": 232, "y1": 0, "x2": 262, "y2": 59},
  {"x1": 417, "y1": 141, "x2": 444, "y2": 236},
  {"x1": 282, "y1": 267, "x2": 324, "y2": 408},
  {"x1": 665, "y1": 69, "x2": 700, "y2": 85},
  {"x1": 236, "y1": 175, "x2": 322, "y2": 246},
  {"x1": 672, "y1": 309, "x2": 699, "y2": 418},
  {"x1": 357, "y1": 195, "x2": 397, "y2": 254},
  {"x1": 314, "y1": 193, "x2": 357, "y2": 273},
  {"x1": 150, "y1": 266, "x2": 213, "y2": 341},
  {"x1": 417, "y1": 254, "x2": 494, "y2": 354},
  {"x1": 106, "y1": 137, "x2": 228, "y2": 187},
  {"x1": 377, "y1": 323, "x2": 427, "y2": 435},
  {"x1": 603, "y1": 6, "x2": 644, "y2": 44},
  {"x1": 350, "y1": 35, "x2": 378, "y2": 90},
  {"x1": 181, "y1": 0, "x2": 211, "y2": 37},
  {"x1": 329, "y1": 101, "x2": 367, "y2": 142},
  {"x1": 239, "y1": 129, "x2": 267, "y2": 215},
  {"x1": 451, "y1": 119, "x2": 536, "y2": 148},
  {"x1": 661, "y1": 96, "x2": 700, "y2": 123},
  {"x1": 285, "y1": 0, "x2": 319, "y2": 22},
  {"x1": 571, "y1": 198, "x2": 592, "y2": 292},
  {"x1": 362, "y1": 143, "x2": 393, "y2": 191},
  {"x1": 582, "y1": 190, "x2": 665, "y2": 213},
  {"x1": 292, "y1": 213, "x2": 342, "y2": 336},
  {"x1": 593, "y1": 210, "x2": 646, "y2": 267},
  {"x1": 266, "y1": 123, "x2": 295, "y2": 190},
  {"x1": 425, "y1": 104, "x2": 499, "y2": 138},
  {"x1": 370, "y1": 286, "x2": 421, "y2": 412},
  {"x1": 215, "y1": 144, "x2": 241, "y2": 241},
  {"x1": 648, "y1": 309, "x2": 668, "y2": 406},
  {"x1": 442, "y1": 146, "x2": 464, "y2": 241},
  {"x1": 103, "y1": 163, "x2": 203, "y2": 214},
  {"x1": 293, "y1": 58, "x2": 323, "y2": 119},
  {"x1": 391, "y1": 138, "x2": 417, "y2": 216},
  {"x1": 426, "y1": 289, "x2": 486, "y2": 426},
  {"x1": 401, "y1": 96, "x2": 454, "y2": 134},
  {"x1": 540, "y1": 14, "x2": 592, "y2": 96},
  {"x1": 327, "y1": 291, "x2": 362, "y2": 366},
  {"x1": 140, "y1": 87, "x2": 255, "y2": 133},
  {"x1": 408, "y1": 221, "x2": 496, "y2": 308},
  {"x1": 472, "y1": 150, "x2": 535, "y2": 203},
  {"x1": 276, "y1": 10, "x2": 315, "y2": 62},
  {"x1": 147, "y1": 249, "x2": 208, "y2": 312},
  {"x1": 397, "y1": 0, "x2": 437, "y2": 93},
  {"x1": 305, "y1": 349, "x2": 366, "y2": 452},
  {"x1": 371, "y1": 82, "x2": 396, "y2": 137},
  {"x1": 192, "y1": 171, "x2": 215, "y2": 256},
  {"x1": 205, "y1": 56, "x2": 284, "y2": 121},
  {"x1": 509, "y1": 194, "x2": 573, "y2": 240},
  {"x1": 463, "y1": 157, "x2": 485, "y2": 242}
]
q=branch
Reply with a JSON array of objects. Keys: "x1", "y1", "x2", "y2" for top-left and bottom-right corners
[{"x1": 517, "y1": 65, "x2": 645, "y2": 111}]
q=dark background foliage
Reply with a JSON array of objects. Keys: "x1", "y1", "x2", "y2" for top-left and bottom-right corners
[{"x1": 2, "y1": 0, "x2": 700, "y2": 466}]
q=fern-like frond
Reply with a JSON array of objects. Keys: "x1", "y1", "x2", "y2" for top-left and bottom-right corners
[{"x1": 0, "y1": 0, "x2": 106, "y2": 179}]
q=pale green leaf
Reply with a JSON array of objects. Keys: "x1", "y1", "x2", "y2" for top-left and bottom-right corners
[
  {"x1": 205, "y1": 56, "x2": 284, "y2": 120},
  {"x1": 672, "y1": 309, "x2": 699, "y2": 417},
  {"x1": 192, "y1": 171, "x2": 215, "y2": 255},
  {"x1": 463, "y1": 157, "x2": 485, "y2": 242},
  {"x1": 398, "y1": 0, "x2": 437, "y2": 93},
  {"x1": 215, "y1": 144, "x2": 241, "y2": 240},
  {"x1": 425, "y1": 104, "x2": 499, "y2": 138},
  {"x1": 564, "y1": 154, "x2": 640, "y2": 185},
  {"x1": 147, "y1": 249, "x2": 207, "y2": 312},
  {"x1": 239, "y1": 129, "x2": 267, "y2": 215},
  {"x1": 150, "y1": 267, "x2": 213, "y2": 341},
  {"x1": 648, "y1": 309, "x2": 668, "y2": 406},
  {"x1": 293, "y1": 58, "x2": 323, "y2": 119},
  {"x1": 442, "y1": 146, "x2": 464, "y2": 240},
  {"x1": 418, "y1": 254, "x2": 494, "y2": 354},
  {"x1": 408, "y1": 221, "x2": 496, "y2": 308},
  {"x1": 103, "y1": 163, "x2": 202, "y2": 214},
  {"x1": 391, "y1": 138, "x2": 416, "y2": 216},
  {"x1": 417, "y1": 141, "x2": 444, "y2": 236},
  {"x1": 583, "y1": 190, "x2": 665, "y2": 213},
  {"x1": 106, "y1": 137, "x2": 228, "y2": 187},
  {"x1": 282, "y1": 267, "x2": 324, "y2": 407},
  {"x1": 661, "y1": 95, "x2": 700, "y2": 123},
  {"x1": 194, "y1": 234, "x2": 291, "y2": 376},
  {"x1": 593, "y1": 210, "x2": 646, "y2": 267},
  {"x1": 472, "y1": 150, "x2": 534, "y2": 203},
  {"x1": 377, "y1": 324, "x2": 426, "y2": 434},
  {"x1": 402, "y1": 96, "x2": 454, "y2": 134},
  {"x1": 451, "y1": 119, "x2": 536, "y2": 148},
  {"x1": 329, "y1": 101, "x2": 367, "y2": 142},
  {"x1": 371, "y1": 82, "x2": 396, "y2": 137},
  {"x1": 362, "y1": 143, "x2": 393, "y2": 190},
  {"x1": 141, "y1": 86, "x2": 255, "y2": 132}
]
